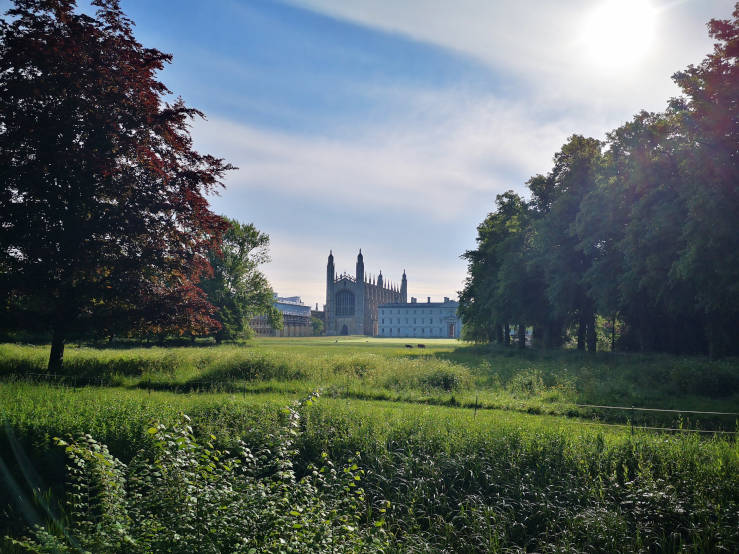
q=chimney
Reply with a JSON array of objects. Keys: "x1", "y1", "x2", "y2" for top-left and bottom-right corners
[
  {"x1": 443, "y1": 297, "x2": 449, "y2": 303},
  {"x1": 427, "y1": 297, "x2": 431, "y2": 303},
  {"x1": 411, "y1": 297, "x2": 417, "y2": 304}
]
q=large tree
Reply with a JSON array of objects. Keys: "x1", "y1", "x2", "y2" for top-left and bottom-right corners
[
  {"x1": 670, "y1": 5, "x2": 739, "y2": 357},
  {"x1": 200, "y1": 219, "x2": 282, "y2": 344},
  {"x1": 531, "y1": 135, "x2": 602, "y2": 351},
  {"x1": 0, "y1": 0, "x2": 232, "y2": 369}
]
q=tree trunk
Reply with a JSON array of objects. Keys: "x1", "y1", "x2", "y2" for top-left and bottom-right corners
[
  {"x1": 494, "y1": 324, "x2": 503, "y2": 344},
  {"x1": 610, "y1": 313, "x2": 617, "y2": 352},
  {"x1": 532, "y1": 325, "x2": 541, "y2": 348},
  {"x1": 586, "y1": 311, "x2": 597, "y2": 352},
  {"x1": 48, "y1": 327, "x2": 65, "y2": 372},
  {"x1": 504, "y1": 323, "x2": 510, "y2": 346},
  {"x1": 577, "y1": 315, "x2": 586, "y2": 351},
  {"x1": 705, "y1": 311, "x2": 730, "y2": 360},
  {"x1": 517, "y1": 323, "x2": 526, "y2": 349}
]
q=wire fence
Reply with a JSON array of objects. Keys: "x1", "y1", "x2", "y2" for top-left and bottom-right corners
[
  {"x1": 574, "y1": 403, "x2": 738, "y2": 416},
  {"x1": 11, "y1": 372, "x2": 739, "y2": 436}
]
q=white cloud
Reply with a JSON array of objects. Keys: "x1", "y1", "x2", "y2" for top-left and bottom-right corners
[
  {"x1": 192, "y1": 90, "x2": 582, "y2": 223},
  {"x1": 291, "y1": 0, "x2": 727, "y2": 115}
]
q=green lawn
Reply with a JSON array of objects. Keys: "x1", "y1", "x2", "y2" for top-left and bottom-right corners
[{"x1": 2, "y1": 339, "x2": 736, "y2": 429}]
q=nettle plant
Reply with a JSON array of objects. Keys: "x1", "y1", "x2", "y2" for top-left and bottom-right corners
[{"x1": 11, "y1": 393, "x2": 389, "y2": 553}]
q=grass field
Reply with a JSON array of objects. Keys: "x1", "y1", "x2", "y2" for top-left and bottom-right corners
[{"x1": 1, "y1": 338, "x2": 738, "y2": 551}]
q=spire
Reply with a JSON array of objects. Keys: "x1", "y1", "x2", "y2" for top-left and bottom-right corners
[
  {"x1": 355, "y1": 248, "x2": 364, "y2": 282},
  {"x1": 327, "y1": 250, "x2": 335, "y2": 284}
]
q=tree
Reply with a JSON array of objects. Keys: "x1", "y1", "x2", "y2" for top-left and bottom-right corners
[
  {"x1": 459, "y1": 191, "x2": 542, "y2": 345},
  {"x1": 531, "y1": 135, "x2": 602, "y2": 351},
  {"x1": 199, "y1": 219, "x2": 282, "y2": 344},
  {"x1": 0, "y1": 0, "x2": 232, "y2": 369},
  {"x1": 311, "y1": 316, "x2": 324, "y2": 336},
  {"x1": 670, "y1": 4, "x2": 739, "y2": 357}
]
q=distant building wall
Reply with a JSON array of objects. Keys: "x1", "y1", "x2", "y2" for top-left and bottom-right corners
[
  {"x1": 378, "y1": 298, "x2": 461, "y2": 338},
  {"x1": 251, "y1": 294, "x2": 312, "y2": 337}
]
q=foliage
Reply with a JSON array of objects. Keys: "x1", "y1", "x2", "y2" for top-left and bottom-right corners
[
  {"x1": 459, "y1": 4, "x2": 739, "y2": 356},
  {"x1": 0, "y1": 0, "x2": 231, "y2": 370},
  {"x1": 200, "y1": 218, "x2": 282, "y2": 344},
  {"x1": 8, "y1": 394, "x2": 389, "y2": 553},
  {"x1": 311, "y1": 316, "x2": 324, "y2": 336},
  {"x1": 1, "y1": 374, "x2": 737, "y2": 553}
]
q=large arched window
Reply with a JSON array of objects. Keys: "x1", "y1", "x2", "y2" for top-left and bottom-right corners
[{"x1": 335, "y1": 290, "x2": 355, "y2": 316}]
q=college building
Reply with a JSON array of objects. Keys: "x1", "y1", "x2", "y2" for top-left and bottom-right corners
[
  {"x1": 378, "y1": 297, "x2": 462, "y2": 338},
  {"x1": 325, "y1": 250, "x2": 405, "y2": 335},
  {"x1": 324, "y1": 250, "x2": 461, "y2": 338}
]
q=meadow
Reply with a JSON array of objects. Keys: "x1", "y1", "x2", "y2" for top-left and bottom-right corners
[{"x1": 1, "y1": 338, "x2": 738, "y2": 551}]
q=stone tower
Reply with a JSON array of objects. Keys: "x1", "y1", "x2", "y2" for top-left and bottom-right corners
[
  {"x1": 326, "y1": 250, "x2": 334, "y2": 332},
  {"x1": 356, "y1": 249, "x2": 364, "y2": 282},
  {"x1": 324, "y1": 250, "x2": 406, "y2": 336},
  {"x1": 354, "y1": 250, "x2": 365, "y2": 335}
]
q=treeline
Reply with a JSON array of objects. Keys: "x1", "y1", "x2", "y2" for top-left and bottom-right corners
[{"x1": 459, "y1": 6, "x2": 738, "y2": 357}]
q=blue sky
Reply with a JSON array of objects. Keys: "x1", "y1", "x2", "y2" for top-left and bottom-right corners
[{"x1": 3, "y1": 0, "x2": 732, "y2": 308}]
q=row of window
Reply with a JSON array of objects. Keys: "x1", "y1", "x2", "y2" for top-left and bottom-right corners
[
  {"x1": 379, "y1": 309, "x2": 454, "y2": 315},
  {"x1": 381, "y1": 318, "x2": 446, "y2": 325},
  {"x1": 380, "y1": 328, "x2": 443, "y2": 336}
]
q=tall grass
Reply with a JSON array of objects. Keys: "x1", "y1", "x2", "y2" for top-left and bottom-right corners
[{"x1": 2, "y1": 383, "x2": 737, "y2": 552}]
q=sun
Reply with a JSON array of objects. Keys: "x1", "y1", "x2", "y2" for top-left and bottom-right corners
[{"x1": 580, "y1": 0, "x2": 657, "y2": 70}]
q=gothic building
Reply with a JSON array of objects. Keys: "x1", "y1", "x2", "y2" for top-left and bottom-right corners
[{"x1": 325, "y1": 250, "x2": 406, "y2": 336}]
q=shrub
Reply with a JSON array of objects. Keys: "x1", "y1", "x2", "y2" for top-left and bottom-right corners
[
  {"x1": 9, "y1": 393, "x2": 389, "y2": 553},
  {"x1": 506, "y1": 369, "x2": 545, "y2": 397}
]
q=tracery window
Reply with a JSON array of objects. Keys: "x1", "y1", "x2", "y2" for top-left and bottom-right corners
[{"x1": 335, "y1": 290, "x2": 355, "y2": 316}]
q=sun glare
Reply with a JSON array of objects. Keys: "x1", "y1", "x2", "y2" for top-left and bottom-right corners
[{"x1": 580, "y1": 0, "x2": 657, "y2": 70}]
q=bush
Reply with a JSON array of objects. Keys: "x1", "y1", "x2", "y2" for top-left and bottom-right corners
[
  {"x1": 506, "y1": 369, "x2": 545, "y2": 397},
  {"x1": 9, "y1": 393, "x2": 389, "y2": 553}
]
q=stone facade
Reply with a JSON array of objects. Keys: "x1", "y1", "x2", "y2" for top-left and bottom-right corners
[
  {"x1": 378, "y1": 297, "x2": 462, "y2": 338},
  {"x1": 325, "y1": 250, "x2": 406, "y2": 336}
]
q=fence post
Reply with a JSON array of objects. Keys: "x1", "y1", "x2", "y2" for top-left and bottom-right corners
[{"x1": 631, "y1": 405, "x2": 635, "y2": 436}]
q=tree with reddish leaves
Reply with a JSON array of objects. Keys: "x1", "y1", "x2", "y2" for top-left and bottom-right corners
[{"x1": 0, "y1": 0, "x2": 232, "y2": 369}]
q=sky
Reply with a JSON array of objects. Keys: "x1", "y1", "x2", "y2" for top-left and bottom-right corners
[{"x1": 4, "y1": 0, "x2": 733, "y2": 308}]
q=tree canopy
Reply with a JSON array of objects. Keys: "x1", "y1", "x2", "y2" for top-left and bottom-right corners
[
  {"x1": 459, "y1": 4, "x2": 739, "y2": 357},
  {"x1": 0, "y1": 0, "x2": 233, "y2": 368},
  {"x1": 200, "y1": 218, "x2": 282, "y2": 343}
]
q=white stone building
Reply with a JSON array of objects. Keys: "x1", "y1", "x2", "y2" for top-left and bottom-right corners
[{"x1": 378, "y1": 297, "x2": 461, "y2": 338}]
